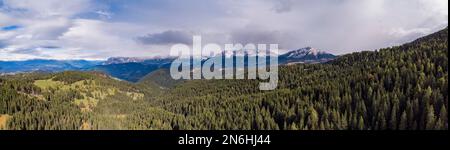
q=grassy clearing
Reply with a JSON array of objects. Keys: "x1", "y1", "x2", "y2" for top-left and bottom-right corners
[
  {"x1": 126, "y1": 92, "x2": 145, "y2": 101},
  {"x1": 34, "y1": 79, "x2": 64, "y2": 90},
  {"x1": 74, "y1": 97, "x2": 100, "y2": 112},
  {"x1": 80, "y1": 121, "x2": 92, "y2": 130},
  {"x1": 0, "y1": 114, "x2": 11, "y2": 130},
  {"x1": 34, "y1": 78, "x2": 144, "y2": 112},
  {"x1": 18, "y1": 91, "x2": 46, "y2": 101}
]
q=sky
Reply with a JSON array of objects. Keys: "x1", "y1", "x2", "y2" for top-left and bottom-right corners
[{"x1": 0, "y1": 0, "x2": 448, "y2": 60}]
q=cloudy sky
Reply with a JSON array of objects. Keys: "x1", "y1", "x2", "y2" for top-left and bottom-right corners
[{"x1": 0, "y1": 0, "x2": 448, "y2": 60}]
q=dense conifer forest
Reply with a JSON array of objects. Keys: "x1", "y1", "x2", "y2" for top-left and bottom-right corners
[{"x1": 0, "y1": 27, "x2": 447, "y2": 130}]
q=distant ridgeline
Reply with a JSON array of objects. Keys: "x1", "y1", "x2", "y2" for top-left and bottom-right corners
[
  {"x1": 0, "y1": 59, "x2": 102, "y2": 74},
  {"x1": 0, "y1": 47, "x2": 336, "y2": 82},
  {"x1": 0, "y1": 27, "x2": 447, "y2": 130}
]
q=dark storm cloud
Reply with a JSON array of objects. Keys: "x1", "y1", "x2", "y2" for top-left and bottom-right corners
[
  {"x1": 228, "y1": 28, "x2": 298, "y2": 50},
  {"x1": 272, "y1": 0, "x2": 293, "y2": 13},
  {"x1": 230, "y1": 30, "x2": 281, "y2": 44},
  {"x1": 10, "y1": 47, "x2": 41, "y2": 55},
  {"x1": 136, "y1": 30, "x2": 192, "y2": 45},
  {"x1": 40, "y1": 45, "x2": 60, "y2": 49}
]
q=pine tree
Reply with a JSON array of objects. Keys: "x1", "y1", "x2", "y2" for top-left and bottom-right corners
[
  {"x1": 399, "y1": 111, "x2": 408, "y2": 130},
  {"x1": 357, "y1": 116, "x2": 364, "y2": 130},
  {"x1": 425, "y1": 105, "x2": 436, "y2": 130}
]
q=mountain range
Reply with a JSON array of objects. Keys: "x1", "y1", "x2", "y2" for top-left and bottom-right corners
[
  {"x1": 0, "y1": 59, "x2": 102, "y2": 74},
  {"x1": 0, "y1": 27, "x2": 446, "y2": 130},
  {"x1": 0, "y1": 47, "x2": 336, "y2": 81},
  {"x1": 278, "y1": 47, "x2": 336, "y2": 64}
]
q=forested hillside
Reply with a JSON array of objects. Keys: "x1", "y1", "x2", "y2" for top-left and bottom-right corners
[{"x1": 0, "y1": 27, "x2": 447, "y2": 130}]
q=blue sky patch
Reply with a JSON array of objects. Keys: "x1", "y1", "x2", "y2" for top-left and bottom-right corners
[{"x1": 1, "y1": 25, "x2": 21, "y2": 31}]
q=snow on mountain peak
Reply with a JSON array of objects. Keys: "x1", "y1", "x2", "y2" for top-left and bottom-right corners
[
  {"x1": 221, "y1": 49, "x2": 278, "y2": 58},
  {"x1": 285, "y1": 47, "x2": 323, "y2": 58}
]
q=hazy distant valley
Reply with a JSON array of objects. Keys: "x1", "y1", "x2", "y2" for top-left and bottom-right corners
[{"x1": 1, "y1": 47, "x2": 337, "y2": 82}]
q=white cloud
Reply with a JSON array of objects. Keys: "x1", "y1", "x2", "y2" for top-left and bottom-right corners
[
  {"x1": 58, "y1": 19, "x2": 160, "y2": 58},
  {"x1": 95, "y1": 10, "x2": 112, "y2": 20},
  {"x1": 2, "y1": 0, "x2": 90, "y2": 18},
  {"x1": 0, "y1": 12, "x2": 11, "y2": 24},
  {"x1": 0, "y1": 0, "x2": 448, "y2": 60}
]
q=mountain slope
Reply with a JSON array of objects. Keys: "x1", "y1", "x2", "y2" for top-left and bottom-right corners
[
  {"x1": 91, "y1": 63, "x2": 160, "y2": 82},
  {"x1": 148, "y1": 27, "x2": 448, "y2": 130},
  {"x1": 138, "y1": 68, "x2": 183, "y2": 89},
  {"x1": 90, "y1": 58, "x2": 174, "y2": 82},
  {"x1": 279, "y1": 47, "x2": 337, "y2": 64},
  {"x1": 0, "y1": 27, "x2": 447, "y2": 130}
]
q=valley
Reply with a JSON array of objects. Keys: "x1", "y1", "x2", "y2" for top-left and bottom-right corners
[
  {"x1": 0, "y1": 47, "x2": 336, "y2": 82},
  {"x1": 0, "y1": 27, "x2": 448, "y2": 130}
]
